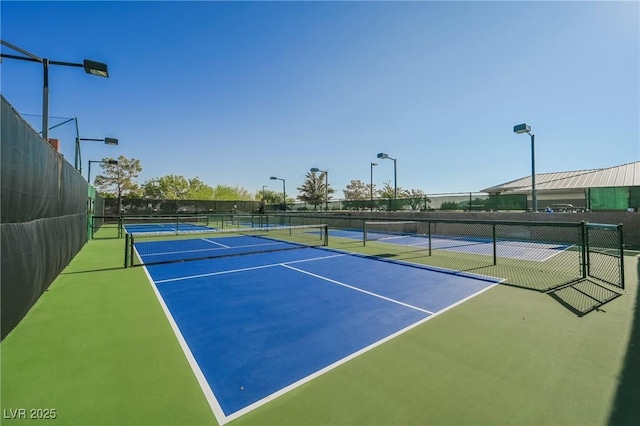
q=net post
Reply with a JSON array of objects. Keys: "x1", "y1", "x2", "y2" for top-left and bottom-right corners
[
  {"x1": 428, "y1": 221, "x2": 432, "y2": 256},
  {"x1": 118, "y1": 215, "x2": 124, "y2": 238},
  {"x1": 323, "y1": 224, "x2": 329, "y2": 246},
  {"x1": 124, "y1": 233, "x2": 130, "y2": 268},
  {"x1": 363, "y1": 221, "x2": 367, "y2": 246},
  {"x1": 129, "y1": 234, "x2": 135, "y2": 267},
  {"x1": 492, "y1": 224, "x2": 497, "y2": 266},
  {"x1": 618, "y1": 223, "x2": 625, "y2": 290}
]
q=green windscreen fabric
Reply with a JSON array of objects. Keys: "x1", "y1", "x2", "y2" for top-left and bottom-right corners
[
  {"x1": 485, "y1": 194, "x2": 528, "y2": 210},
  {"x1": 628, "y1": 186, "x2": 640, "y2": 208},
  {"x1": 589, "y1": 187, "x2": 629, "y2": 211}
]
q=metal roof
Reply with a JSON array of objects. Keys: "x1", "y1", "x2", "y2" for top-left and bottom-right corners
[{"x1": 481, "y1": 161, "x2": 640, "y2": 194}]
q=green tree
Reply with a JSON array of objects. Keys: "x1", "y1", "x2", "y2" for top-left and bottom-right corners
[
  {"x1": 440, "y1": 201, "x2": 460, "y2": 210},
  {"x1": 400, "y1": 188, "x2": 430, "y2": 210},
  {"x1": 343, "y1": 180, "x2": 373, "y2": 211},
  {"x1": 297, "y1": 171, "x2": 334, "y2": 210},
  {"x1": 343, "y1": 180, "x2": 369, "y2": 200},
  {"x1": 212, "y1": 185, "x2": 253, "y2": 200},
  {"x1": 142, "y1": 175, "x2": 215, "y2": 200},
  {"x1": 255, "y1": 189, "x2": 280, "y2": 203},
  {"x1": 94, "y1": 155, "x2": 142, "y2": 211},
  {"x1": 377, "y1": 181, "x2": 396, "y2": 200}
]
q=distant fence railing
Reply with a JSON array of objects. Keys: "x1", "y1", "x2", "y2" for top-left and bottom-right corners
[
  {"x1": 101, "y1": 186, "x2": 640, "y2": 216},
  {"x1": 265, "y1": 193, "x2": 529, "y2": 212}
]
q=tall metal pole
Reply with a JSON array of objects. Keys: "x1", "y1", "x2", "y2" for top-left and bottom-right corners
[
  {"x1": 531, "y1": 133, "x2": 537, "y2": 212},
  {"x1": 370, "y1": 162, "x2": 377, "y2": 212},
  {"x1": 514, "y1": 124, "x2": 536, "y2": 212},
  {"x1": 282, "y1": 180, "x2": 286, "y2": 212},
  {"x1": 393, "y1": 158, "x2": 397, "y2": 210},
  {"x1": 324, "y1": 171, "x2": 328, "y2": 211},
  {"x1": 42, "y1": 59, "x2": 49, "y2": 141},
  {"x1": 74, "y1": 117, "x2": 80, "y2": 171},
  {"x1": 117, "y1": 162, "x2": 122, "y2": 215}
]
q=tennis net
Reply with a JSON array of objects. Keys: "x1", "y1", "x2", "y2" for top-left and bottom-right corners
[
  {"x1": 121, "y1": 215, "x2": 210, "y2": 232},
  {"x1": 125, "y1": 224, "x2": 328, "y2": 267},
  {"x1": 363, "y1": 221, "x2": 422, "y2": 243}
]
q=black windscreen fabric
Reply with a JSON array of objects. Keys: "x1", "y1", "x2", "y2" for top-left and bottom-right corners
[
  {"x1": 2, "y1": 99, "x2": 60, "y2": 222},
  {"x1": 1, "y1": 214, "x2": 87, "y2": 339},
  {"x1": 1, "y1": 96, "x2": 89, "y2": 340}
]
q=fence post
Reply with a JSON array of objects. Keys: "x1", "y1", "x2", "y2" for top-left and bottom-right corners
[
  {"x1": 619, "y1": 224, "x2": 625, "y2": 290},
  {"x1": 124, "y1": 233, "x2": 130, "y2": 268},
  {"x1": 363, "y1": 220, "x2": 367, "y2": 246},
  {"x1": 581, "y1": 221, "x2": 588, "y2": 279},
  {"x1": 492, "y1": 224, "x2": 497, "y2": 266},
  {"x1": 428, "y1": 221, "x2": 432, "y2": 256}
]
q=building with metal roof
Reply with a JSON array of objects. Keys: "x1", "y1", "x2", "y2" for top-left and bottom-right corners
[{"x1": 481, "y1": 161, "x2": 640, "y2": 211}]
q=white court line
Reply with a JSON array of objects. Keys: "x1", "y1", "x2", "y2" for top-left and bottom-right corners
[
  {"x1": 141, "y1": 239, "x2": 503, "y2": 425},
  {"x1": 375, "y1": 235, "x2": 413, "y2": 242},
  {"x1": 154, "y1": 253, "x2": 347, "y2": 284},
  {"x1": 134, "y1": 246, "x2": 226, "y2": 423},
  {"x1": 142, "y1": 241, "x2": 287, "y2": 258},
  {"x1": 281, "y1": 264, "x2": 434, "y2": 315},
  {"x1": 388, "y1": 236, "x2": 574, "y2": 263},
  {"x1": 220, "y1": 272, "x2": 501, "y2": 425},
  {"x1": 202, "y1": 238, "x2": 230, "y2": 248}
]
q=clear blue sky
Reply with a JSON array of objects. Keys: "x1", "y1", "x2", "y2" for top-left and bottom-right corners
[{"x1": 2, "y1": 0, "x2": 638, "y2": 198}]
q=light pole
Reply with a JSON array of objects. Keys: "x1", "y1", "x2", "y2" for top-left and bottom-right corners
[
  {"x1": 310, "y1": 167, "x2": 328, "y2": 211},
  {"x1": 270, "y1": 176, "x2": 286, "y2": 211},
  {"x1": 513, "y1": 123, "x2": 537, "y2": 212},
  {"x1": 76, "y1": 137, "x2": 118, "y2": 173},
  {"x1": 377, "y1": 152, "x2": 397, "y2": 210},
  {"x1": 0, "y1": 40, "x2": 109, "y2": 141},
  {"x1": 370, "y1": 162, "x2": 378, "y2": 212},
  {"x1": 87, "y1": 159, "x2": 118, "y2": 185}
]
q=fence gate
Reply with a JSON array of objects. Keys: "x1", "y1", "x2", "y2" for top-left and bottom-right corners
[{"x1": 586, "y1": 223, "x2": 625, "y2": 289}]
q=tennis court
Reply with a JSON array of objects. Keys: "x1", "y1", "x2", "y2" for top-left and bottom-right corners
[
  {"x1": 123, "y1": 215, "x2": 213, "y2": 234},
  {"x1": 331, "y1": 229, "x2": 572, "y2": 262},
  {"x1": 2, "y1": 219, "x2": 637, "y2": 426},
  {"x1": 134, "y1": 230, "x2": 500, "y2": 424}
]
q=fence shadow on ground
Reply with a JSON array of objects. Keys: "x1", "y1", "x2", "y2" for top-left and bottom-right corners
[
  {"x1": 548, "y1": 279, "x2": 623, "y2": 316},
  {"x1": 607, "y1": 256, "x2": 640, "y2": 425}
]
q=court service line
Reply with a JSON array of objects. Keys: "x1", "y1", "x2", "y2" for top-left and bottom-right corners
[
  {"x1": 281, "y1": 264, "x2": 435, "y2": 315},
  {"x1": 144, "y1": 241, "x2": 287, "y2": 258},
  {"x1": 202, "y1": 238, "x2": 230, "y2": 248},
  {"x1": 154, "y1": 253, "x2": 347, "y2": 284}
]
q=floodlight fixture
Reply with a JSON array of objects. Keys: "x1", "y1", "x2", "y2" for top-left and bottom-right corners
[
  {"x1": 513, "y1": 122, "x2": 537, "y2": 212},
  {"x1": 513, "y1": 123, "x2": 531, "y2": 134},
  {"x1": 76, "y1": 137, "x2": 119, "y2": 172},
  {"x1": 87, "y1": 159, "x2": 119, "y2": 184},
  {"x1": 270, "y1": 176, "x2": 286, "y2": 211},
  {"x1": 0, "y1": 40, "x2": 109, "y2": 141},
  {"x1": 376, "y1": 152, "x2": 397, "y2": 209}
]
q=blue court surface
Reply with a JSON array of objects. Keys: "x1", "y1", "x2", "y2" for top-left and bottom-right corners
[
  {"x1": 138, "y1": 236, "x2": 500, "y2": 423},
  {"x1": 331, "y1": 229, "x2": 572, "y2": 262},
  {"x1": 124, "y1": 222, "x2": 213, "y2": 234}
]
